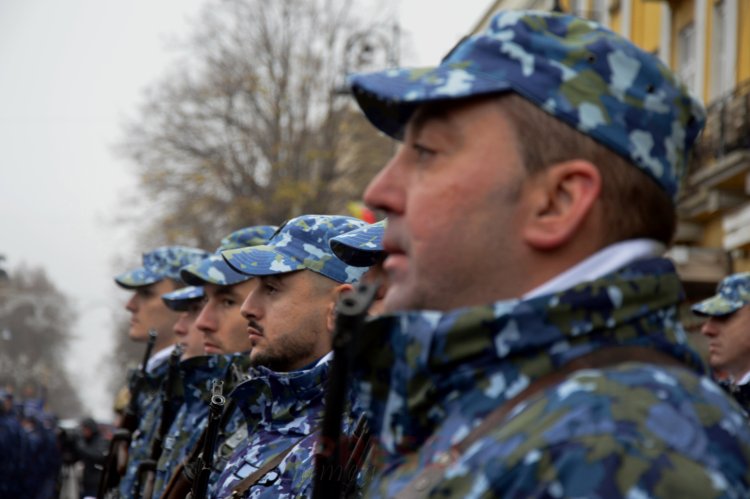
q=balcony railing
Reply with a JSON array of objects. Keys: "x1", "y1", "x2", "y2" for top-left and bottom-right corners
[{"x1": 690, "y1": 80, "x2": 750, "y2": 173}]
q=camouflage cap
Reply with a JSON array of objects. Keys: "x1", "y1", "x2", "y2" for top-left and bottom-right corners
[
  {"x1": 692, "y1": 272, "x2": 750, "y2": 317},
  {"x1": 222, "y1": 215, "x2": 369, "y2": 283},
  {"x1": 329, "y1": 219, "x2": 386, "y2": 267},
  {"x1": 114, "y1": 246, "x2": 211, "y2": 289},
  {"x1": 348, "y1": 10, "x2": 705, "y2": 200},
  {"x1": 162, "y1": 285, "x2": 205, "y2": 312},
  {"x1": 181, "y1": 225, "x2": 277, "y2": 287}
]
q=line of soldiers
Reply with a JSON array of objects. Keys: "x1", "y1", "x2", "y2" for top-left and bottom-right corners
[
  {"x1": 102, "y1": 216, "x2": 385, "y2": 498},
  {"x1": 94, "y1": 8, "x2": 750, "y2": 499}
]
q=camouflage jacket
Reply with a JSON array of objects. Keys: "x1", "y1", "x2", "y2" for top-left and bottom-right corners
[
  {"x1": 212, "y1": 355, "x2": 338, "y2": 498},
  {"x1": 352, "y1": 257, "x2": 750, "y2": 498},
  {"x1": 153, "y1": 353, "x2": 251, "y2": 497},
  {"x1": 118, "y1": 355, "x2": 171, "y2": 498}
]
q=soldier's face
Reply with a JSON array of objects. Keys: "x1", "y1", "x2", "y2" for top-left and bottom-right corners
[
  {"x1": 240, "y1": 270, "x2": 337, "y2": 372},
  {"x1": 700, "y1": 305, "x2": 750, "y2": 380},
  {"x1": 364, "y1": 96, "x2": 529, "y2": 312},
  {"x1": 196, "y1": 281, "x2": 256, "y2": 355},
  {"x1": 173, "y1": 300, "x2": 206, "y2": 359},
  {"x1": 125, "y1": 280, "x2": 179, "y2": 341}
]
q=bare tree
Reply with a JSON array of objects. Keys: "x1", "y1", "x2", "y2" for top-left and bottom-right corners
[
  {"x1": 0, "y1": 265, "x2": 83, "y2": 418},
  {"x1": 118, "y1": 0, "x2": 394, "y2": 249}
]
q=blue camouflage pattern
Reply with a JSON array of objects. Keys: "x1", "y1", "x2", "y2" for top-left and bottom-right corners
[
  {"x1": 350, "y1": 257, "x2": 750, "y2": 497},
  {"x1": 223, "y1": 215, "x2": 370, "y2": 284},
  {"x1": 329, "y1": 219, "x2": 386, "y2": 267},
  {"x1": 212, "y1": 355, "x2": 359, "y2": 498},
  {"x1": 348, "y1": 10, "x2": 706, "y2": 200},
  {"x1": 207, "y1": 402, "x2": 248, "y2": 492},
  {"x1": 692, "y1": 272, "x2": 750, "y2": 317},
  {"x1": 118, "y1": 358, "x2": 172, "y2": 497},
  {"x1": 115, "y1": 245, "x2": 210, "y2": 288},
  {"x1": 152, "y1": 353, "x2": 252, "y2": 498},
  {"x1": 182, "y1": 225, "x2": 277, "y2": 287},
  {"x1": 162, "y1": 285, "x2": 205, "y2": 311}
]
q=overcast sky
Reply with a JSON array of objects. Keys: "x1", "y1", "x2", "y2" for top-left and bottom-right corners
[{"x1": 0, "y1": 0, "x2": 492, "y2": 420}]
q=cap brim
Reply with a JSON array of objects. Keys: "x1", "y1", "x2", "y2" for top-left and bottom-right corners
[
  {"x1": 162, "y1": 286, "x2": 205, "y2": 311},
  {"x1": 349, "y1": 65, "x2": 512, "y2": 139},
  {"x1": 222, "y1": 245, "x2": 305, "y2": 277},
  {"x1": 691, "y1": 295, "x2": 743, "y2": 317},
  {"x1": 181, "y1": 255, "x2": 252, "y2": 286},
  {"x1": 330, "y1": 240, "x2": 385, "y2": 267},
  {"x1": 114, "y1": 267, "x2": 162, "y2": 289}
]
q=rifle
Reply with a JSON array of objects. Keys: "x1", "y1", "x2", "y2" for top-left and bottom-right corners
[
  {"x1": 313, "y1": 281, "x2": 379, "y2": 499},
  {"x1": 187, "y1": 379, "x2": 225, "y2": 499},
  {"x1": 121, "y1": 329, "x2": 158, "y2": 432},
  {"x1": 96, "y1": 329, "x2": 157, "y2": 499},
  {"x1": 134, "y1": 343, "x2": 184, "y2": 499},
  {"x1": 160, "y1": 362, "x2": 245, "y2": 499}
]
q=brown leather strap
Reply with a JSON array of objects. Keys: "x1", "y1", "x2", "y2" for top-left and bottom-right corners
[
  {"x1": 395, "y1": 346, "x2": 687, "y2": 499},
  {"x1": 228, "y1": 439, "x2": 302, "y2": 498}
]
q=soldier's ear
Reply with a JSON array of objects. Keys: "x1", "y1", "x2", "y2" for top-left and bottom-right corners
[
  {"x1": 521, "y1": 159, "x2": 601, "y2": 250},
  {"x1": 327, "y1": 284, "x2": 354, "y2": 333}
]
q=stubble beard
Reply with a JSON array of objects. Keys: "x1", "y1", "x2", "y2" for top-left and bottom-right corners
[{"x1": 249, "y1": 332, "x2": 317, "y2": 372}]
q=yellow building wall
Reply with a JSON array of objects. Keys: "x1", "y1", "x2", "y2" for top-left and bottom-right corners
[
  {"x1": 700, "y1": 216, "x2": 724, "y2": 248},
  {"x1": 609, "y1": 1, "x2": 622, "y2": 34},
  {"x1": 739, "y1": 0, "x2": 750, "y2": 84},
  {"x1": 669, "y1": 0, "x2": 695, "y2": 71},
  {"x1": 631, "y1": 0, "x2": 663, "y2": 52}
]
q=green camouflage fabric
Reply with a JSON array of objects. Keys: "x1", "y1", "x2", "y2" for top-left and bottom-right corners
[
  {"x1": 118, "y1": 357, "x2": 172, "y2": 498},
  {"x1": 692, "y1": 272, "x2": 750, "y2": 317},
  {"x1": 115, "y1": 246, "x2": 210, "y2": 289},
  {"x1": 329, "y1": 219, "x2": 386, "y2": 267},
  {"x1": 350, "y1": 258, "x2": 750, "y2": 497},
  {"x1": 181, "y1": 225, "x2": 277, "y2": 287},
  {"x1": 212, "y1": 355, "x2": 360, "y2": 498},
  {"x1": 222, "y1": 214, "x2": 369, "y2": 284},
  {"x1": 152, "y1": 353, "x2": 251, "y2": 498},
  {"x1": 348, "y1": 10, "x2": 705, "y2": 200}
]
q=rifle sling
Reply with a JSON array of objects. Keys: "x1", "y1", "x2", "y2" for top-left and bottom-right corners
[
  {"x1": 229, "y1": 438, "x2": 303, "y2": 497},
  {"x1": 395, "y1": 346, "x2": 687, "y2": 499}
]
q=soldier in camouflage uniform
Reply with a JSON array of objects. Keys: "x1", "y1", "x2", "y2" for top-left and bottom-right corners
[
  {"x1": 344, "y1": 10, "x2": 750, "y2": 497},
  {"x1": 208, "y1": 214, "x2": 369, "y2": 498},
  {"x1": 163, "y1": 284, "x2": 208, "y2": 359},
  {"x1": 693, "y1": 272, "x2": 750, "y2": 413},
  {"x1": 330, "y1": 219, "x2": 389, "y2": 315},
  {"x1": 151, "y1": 225, "x2": 276, "y2": 497},
  {"x1": 114, "y1": 245, "x2": 210, "y2": 497}
]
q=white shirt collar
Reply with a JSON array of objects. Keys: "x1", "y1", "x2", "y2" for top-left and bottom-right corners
[
  {"x1": 735, "y1": 371, "x2": 750, "y2": 386},
  {"x1": 523, "y1": 239, "x2": 667, "y2": 300},
  {"x1": 146, "y1": 343, "x2": 176, "y2": 373}
]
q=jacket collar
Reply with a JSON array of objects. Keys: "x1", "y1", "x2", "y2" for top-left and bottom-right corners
[
  {"x1": 230, "y1": 354, "x2": 331, "y2": 435},
  {"x1": 351, "y1": 257, "x2": 704, "y2": 455}
]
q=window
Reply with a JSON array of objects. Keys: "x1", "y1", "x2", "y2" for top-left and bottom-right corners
[
  {"x1": 677, "y1": 22, "x2": 697, "y2": 95},
  {"x1": 710, "y1": 0, "x2": 731, "y2": 100}
]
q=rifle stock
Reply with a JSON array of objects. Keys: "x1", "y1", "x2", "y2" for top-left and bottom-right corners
[
  {"x1": 96, "y1": 429, "x2": 131, "y2": 499},
  {"x1": 188, "y1": 379, "x2": 226, "y2": 499},
  {"x1": 121, "y1": 329, "x2": 158, "y2": 432},
  {"x1": 97, "y1": 329, "x2": 158, "y2": 499},
  {"x1": 313, "y1": 281, "x2": 378, "y2": 499}
]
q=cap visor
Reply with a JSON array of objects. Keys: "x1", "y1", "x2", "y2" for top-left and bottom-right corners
[
  {"x1": 181, "y1": 255, "x2": 252, "y2": 286},
  {"x1": 691, "y1": 295, "x2": 742, "y2": 317},
  {"x1": 349, "y1": 65, "x2": 512, "y2": 139},
  {"x1": 222, "y1": 245, "x2": 304, "y2": 276},
  {"x1": 162, "y1": 286, "x2": 205, "y2": 311},
  {"x1": 114, "y1": 267, "x2": 162, "y2": 289}
]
